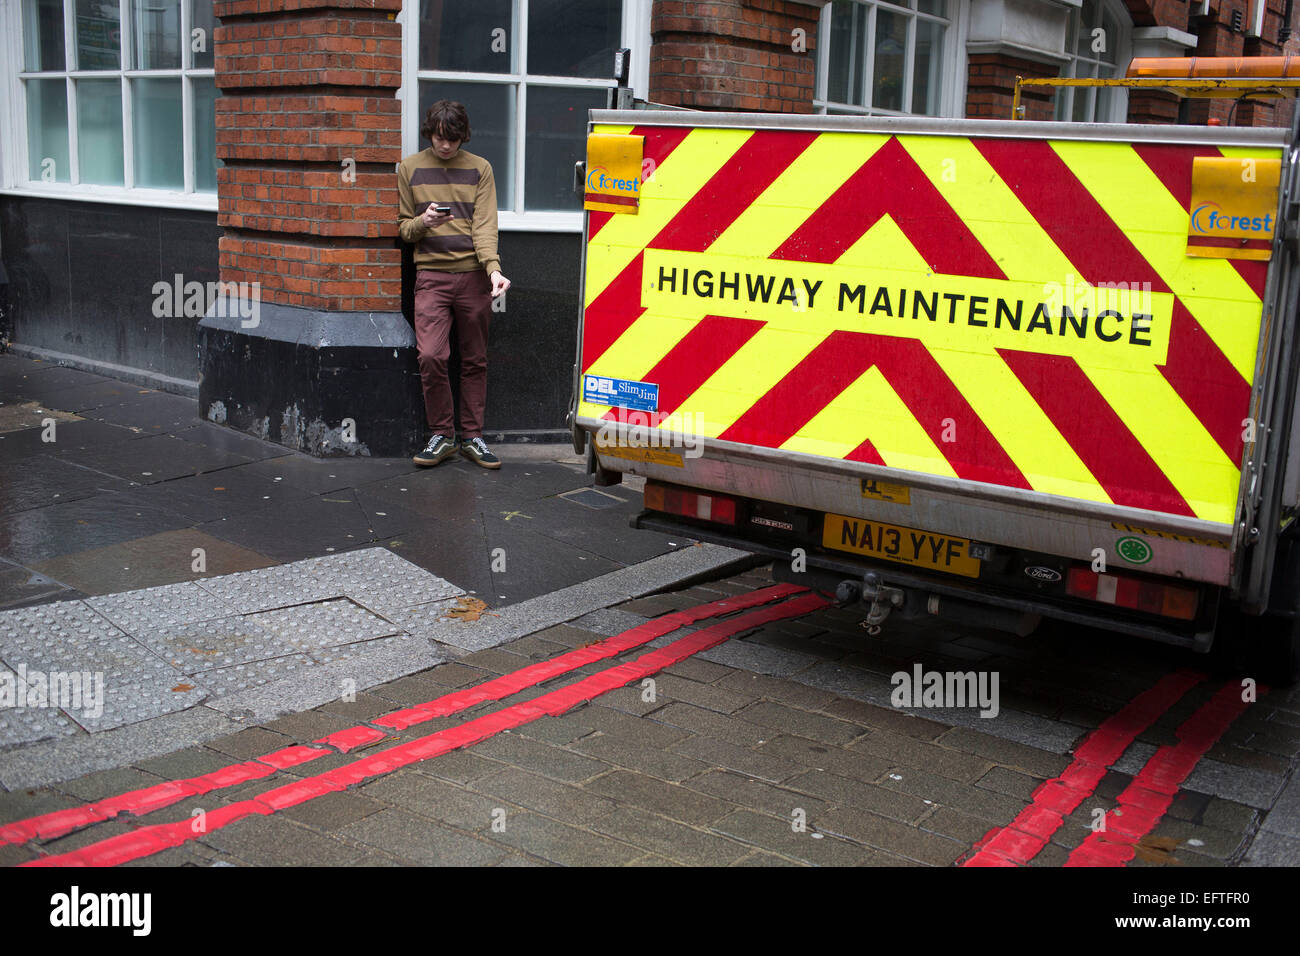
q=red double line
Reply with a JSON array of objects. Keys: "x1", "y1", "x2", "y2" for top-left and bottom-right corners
[
  {"x1": 962, "y1": 669, "x2": 1203, "y2": 867},
  {"x1": 21, "y1": 589, "x2": 828, "y2": 866},
  {"x1": 1, "y1": 583, "x2": 804, "y2": 848},
  {"x1": 1065, "y1": 680, "x2": 1255, "y2": 866}
]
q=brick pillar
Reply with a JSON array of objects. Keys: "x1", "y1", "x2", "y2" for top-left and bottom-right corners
[
  {"x1": 199, "y1": 0, "x2": 424, "y2": 457},
  {"x1": 965, "y1": 53, "x2": 1057, "y2": 121},
  {"x1": 650, "y1": 0, "x2": 831, "y2": 112}
]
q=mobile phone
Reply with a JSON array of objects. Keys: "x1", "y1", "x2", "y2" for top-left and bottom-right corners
[{"x1": 435, "y1": 205, "x2": 451, "y2": 215}]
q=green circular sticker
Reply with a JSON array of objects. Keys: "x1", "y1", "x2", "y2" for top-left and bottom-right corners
[{"x1": 1116, "y1": 536, "x2": 1153, "y2": 565}]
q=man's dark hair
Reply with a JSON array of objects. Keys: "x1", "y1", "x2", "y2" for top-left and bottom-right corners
[{"x1": 421, "y1": 100, "x2": 471, "y2": 146}]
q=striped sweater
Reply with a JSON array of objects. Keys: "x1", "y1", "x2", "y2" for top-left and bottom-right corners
[{"x1": 397, "y1": 148, "x2": 501, "y2": 276}]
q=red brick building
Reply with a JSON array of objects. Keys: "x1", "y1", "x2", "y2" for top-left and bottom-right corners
[{"x1": 2, "y1": 0, "x2": 1297, "y2": 454}]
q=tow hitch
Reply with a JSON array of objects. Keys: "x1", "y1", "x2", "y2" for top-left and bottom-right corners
[{"x1": 837, "y1": 572, "x2": 905, "y2": 635}]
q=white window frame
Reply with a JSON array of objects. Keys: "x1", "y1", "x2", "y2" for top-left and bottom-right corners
[
  {"x1": 399, "y1": 0, "x2": 652, "y2": 233},
  {"x1": 1056, "y1": 0, "x2": 1130, "y2": 123},
  {"x1": 814, "y1": 0, "x2": 966, "y2": 119},
  {"x1": 0, "y1": 0, "x2": 218, "y2": 210}
]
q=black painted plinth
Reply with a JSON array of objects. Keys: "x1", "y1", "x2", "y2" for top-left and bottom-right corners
[{"x1": 198, "y1": 302, "x2": 425, "y2": 458}]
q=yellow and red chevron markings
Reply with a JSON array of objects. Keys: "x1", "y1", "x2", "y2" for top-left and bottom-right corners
[{"x1": 579, "y1": 124, "x2": 1279, "y2": 525}]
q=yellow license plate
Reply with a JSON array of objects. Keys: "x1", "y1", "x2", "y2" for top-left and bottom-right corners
[{"x1": 822, "y1": 513, "x2": 981, "y2": 578}]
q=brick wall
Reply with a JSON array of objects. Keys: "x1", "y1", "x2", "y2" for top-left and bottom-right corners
[
  {"x1": 650, "y1": 0, "x2": 830, "y2": 112},
  {"x1": 213, "y1": 0, "x2": 403, "y2": 312},
  {"x1": 966, "y1": 53, "x2": 1058, "y2": 121}
]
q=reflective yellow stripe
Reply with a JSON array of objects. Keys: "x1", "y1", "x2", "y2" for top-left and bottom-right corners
[
  {"x1": 707, "y1": 133, "x2": 889, "y2": 258},
  {"x1": 678, "y1": 329, "x2": 822, "y2": 438},
  {"x1": 900, "y1": 136, "x2": 1111, "y2": 503},
  {"x1": 1050, "y1": 140, "x2": 1269, "y2": 380},
  {"x1": 929, "y1": 349, "x2": 1113, "y2": 503},
  {"x1": 584, "y1": 128, "x2": 752, "y2": 308},
  {"x1": 1082, "y1": 365, "x2": 1238, "y2": 523},
  {"x1": 783, "y1": 366, "x2": 958, "y2": 476}
]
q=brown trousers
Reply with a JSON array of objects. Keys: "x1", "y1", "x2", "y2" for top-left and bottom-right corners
[{"x1": 413, "y1": 268, "x2": 492, "y2": 439}]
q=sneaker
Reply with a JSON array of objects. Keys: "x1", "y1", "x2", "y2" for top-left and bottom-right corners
[
  {"x1": 459, "y1": 436, "x2": 501, "y2": 469},
  {"x1": 413, "y1": 434, "x2": 457, "y2": 467}
]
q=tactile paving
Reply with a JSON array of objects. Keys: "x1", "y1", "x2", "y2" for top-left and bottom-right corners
[
  {"x1": 308, "y1": 634, "x2": 404, "y2": 665},
  {"x1": 129, "y1": 616, "x2": 303, "y2": 673},
  {"x1": 87, "y1": 581, "x2": 238, "y2": 633},
  {"x1": 0, "y1": 667, "x2": 83, "y2": 749},
  {"x1": 69, "y1": 672, "x2": 208, "y2": 733},
  {"x1": 189, "y1": 654, "x2": 321, "y2": 698},
  {"x1": 0, "y1": 602, "x2": 176, "y2": 684},
  {"x1": 193, "y1": 563, "x2": 346, "y2": 614},
  {"x1": 244, "y1": 598, "x2": 400, "y2": 653}
]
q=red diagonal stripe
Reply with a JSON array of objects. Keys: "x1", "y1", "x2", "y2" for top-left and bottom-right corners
[
  {"x1": 1133, "y1": 141, "x2": 1270, "y2": 300},
  {"x1": 649, "y1": 130, "x2": 818, "y2": 253},
  {"x1": 0, "y1": 584, "x2": 803, "y2": 848},
  {"x1": 600, "y1": 314, "x2": 766, "y2": 424},
  {"x1": 588, "y1": 125, "x2": 692, "y2": 241},
  {"x1": 771, "y1": 136, "x2": 1005, "y2": 280},
  {"x1": 583, "y1": 130, "x2": 811, "y2": 372},
  {"x1": 1066, "y1": 679, "x2": 1257, "y2": 867},
  {"x1": 999, "y1": 349, "x2": 1194, "y2": 516},
  {"x1": 846, "y1": 438, "x2": 886, "y2": 466},
  {"x1": 1159, "y1": 300, "x2": 1249, "y2": 465},
  {"x1": 719, "y1": 330, "x2": 1030, "y2": 489},
  {"x1": 962, "y1": 669, "x2": 1202, "y2": 866},
  {"x1": 23, "y1": 592, "x2": 829, "y2": 867},
  {"x1": 976, "y1": 139, "x2": 1169, "y2": 293},
  {"x1": 582, "y1": 251, "x2": 646, "y2": 368}
]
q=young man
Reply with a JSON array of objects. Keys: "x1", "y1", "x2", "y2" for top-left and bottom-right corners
[{"x1": 397, "y1": 100, "x2": 511, "y2": 469}]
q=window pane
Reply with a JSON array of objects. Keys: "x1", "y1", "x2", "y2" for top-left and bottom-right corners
[
  {"x1": 132, "y1": 77, "x2": 182, "y2": 188},
  {"x1": 1095, "y1": 86, "x2": 1114, "y2": 121},
  {"x1": 76, "y1": 78, "x2": 124, "y2": 184},
  {"x1": 827, "y1": 0, "x2": 867, "y2": 106},
  {"x1": 1054, "y1": 89, "x2": 1070, "y2": 122},
  {"x1": 916, "y1": 0, "x2": 945, "y2": 16},
  {"x1": 76, "y1": 0, "x2": 122, "y2": 70},
  {"x1": 1071, "y1": 84, "x2": 1093, "y2": 123},
  {"x1": 872, "y1": 10, "x2": 905, "y2": 112},
  {"x1": 527, "y1": 0, "x2": 621, "y2": 78},
  {"x1": 418, "y1": 0, "x2": 514, "y2": 74},
  {"x1": 912, "y1": 17, "x2": 943, "y2": 116},
  {"x1": 194, "y1": 76, "x2": 219, "y2": 191},
  {"x1": 524, "y1": 85, "x2": 604, "y2": 211},
  {"x1": 1076, "y1": 0, "x2": 1098, "y2": 57},
  {"x1": 191, "y1": 0, "x2": 214, "y2": 68},
  {"x1": 418, "y1": 80, "x2": 515, "y2": 209},
  {"x1": 23, "y1": 0, "x2": 66, "y2": 72},
  {"x1": 26, "y1": 79, "x2": 70, "y2": 181},
  {"x1": 131, "y1": 0, "x2": 181, "y2": 70},
  {"x1": 1099, "y1": 10, "x2": 1120, "y2": 65}
]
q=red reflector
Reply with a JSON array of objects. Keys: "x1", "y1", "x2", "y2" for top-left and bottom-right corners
[
  {"x1": 1066, "y1": 567, "x2": 1098, "y2": 599},
  {"x1": 643, "y1": 482, "x2": 738, "y2": 526},
  {"x1": 1066, "y1": 565, "x2": 1199, "y2": 621}
]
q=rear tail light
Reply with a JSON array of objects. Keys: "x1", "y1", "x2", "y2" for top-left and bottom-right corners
[
  {"x1": 1066, "y1": 567, "x2": 1199, "y2": 620},
  {"x1": 643, "y1": 481, "x2": 738, "y2": 526}
]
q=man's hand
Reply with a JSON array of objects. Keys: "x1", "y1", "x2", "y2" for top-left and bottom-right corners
[
  {"x1": 420, "y1": 206, "x2": 452, "y2": 228},
  {"x1": 490, "y1": 271, "x2": 511, "y2": 299}
]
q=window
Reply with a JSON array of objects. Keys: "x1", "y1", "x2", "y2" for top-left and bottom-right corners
[
  {"x1": 1055, "y1": 0, "x2": 1130, "y2": 123},
  {"x1": 816, "y1": 0, "x2": 955, "y2": 117},
  {"x1": 10, "y1": 0, "x2": 219, "y2": 203},
  {"x1": 407, "y1": 0, "x2": 648, "y2": 228}
]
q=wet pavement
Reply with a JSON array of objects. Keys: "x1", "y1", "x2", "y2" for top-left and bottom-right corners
[
  {"x1": 2, "y1": 351, "x2": 1296, "y2": 873},
  {"x1": 0, "y1": 351, "x2": 696, "y2": 609}
]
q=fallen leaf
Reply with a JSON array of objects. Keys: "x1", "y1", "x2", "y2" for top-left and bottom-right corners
[
  {"x1": 172, "y1": 683, "x2": 195, "y2": 692},
  {"x1": 442, "y1": 597, "x2": 491, "y2": 623}
]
